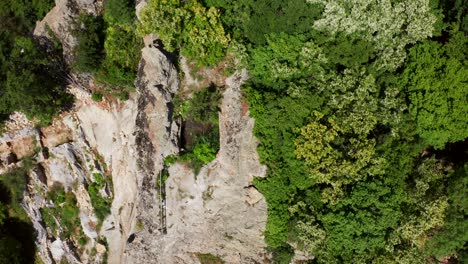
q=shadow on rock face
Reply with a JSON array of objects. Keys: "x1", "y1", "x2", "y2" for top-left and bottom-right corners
[
  {"x1": 0, "y1": 218, "x2": 37, "y2": 263},
  {"x1": 127, "y1": 233, "x2": 136, "y2": 244}
]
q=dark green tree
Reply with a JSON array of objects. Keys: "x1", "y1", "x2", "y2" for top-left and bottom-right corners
[
  {"x1": 104, "y1": 0, "x2": 136, "y2": 25},
  {"x1": 72, "y1": 14, "x2": 105, "y2": 73}
]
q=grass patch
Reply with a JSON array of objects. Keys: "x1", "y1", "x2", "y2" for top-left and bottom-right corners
[
  {"x1": 91, "y1": 92, "x2": 103, "y2": 102},
  {"x1": 87, "y1": 173, "x2": 112, "y2": 225},
  {"x1": 196, "y1": 253, "x2": 224, "y2": 264},
  {"x1": 41, "y1": 185, "x2": 88, "y2": 246},
  {"x1": 163, "y1": 155, "x2": 178, "y2": 166}
]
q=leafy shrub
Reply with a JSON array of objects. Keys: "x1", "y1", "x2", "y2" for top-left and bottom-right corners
[
  {"x1": 103, "y1": 0, "x2": 135, "y2": 25},
  {"x1": 40, "y1": 207, "x2": 57, "y2": 234},
  {"x1": 72, "y1": 1, "x2": 141, "y2": 93},
  {"x1": 163, "y1": 155, "x2": 178, "y2": 166},
  {"x1": 43, "y1": 186, "x2": 87, "y2": 244},
  {"x1": 174, "y1": 86, "x2": 221, "y2": 173},
  {"x1": 91, "y1": 92, "x2": 103, "y2": 102},
  {"x1": 97, "y1": 24, "x2": 141, "y2": 90}
]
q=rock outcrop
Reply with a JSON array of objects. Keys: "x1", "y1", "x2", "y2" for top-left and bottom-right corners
[
  {"x1": 74, "y1": 94, "x2": 139, "y2": 264},
  {"x1": 2, "y1": 2, "x2": 271, "y2": 263},
  {"x1": 34, "y1": 0, "x2": 99, "y2": 62},
  {"x1": 124, "y1": 51, "x2": 270, "y2": 262}
]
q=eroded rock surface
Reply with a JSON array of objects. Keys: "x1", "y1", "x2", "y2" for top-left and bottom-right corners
[
  {"x1": 125, "y1": 67, "x2": 270, "y2": 263},
  {"x1": 3, "y1": 3, "x2": 270, "y2": 261}
]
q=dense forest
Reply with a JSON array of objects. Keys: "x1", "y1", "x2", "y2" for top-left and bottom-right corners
[
  {"x1": 139, "y1": 0, "x2": 468, "y2": 262},
  {"x1": 1, "y1": 0, "x2": 467, "y2": 263},
  {"x1": 223, "y1": 0, "x2": 467, "y2": 262}
]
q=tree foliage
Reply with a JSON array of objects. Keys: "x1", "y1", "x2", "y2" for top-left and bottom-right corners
[
  {"x1": 174, "y1": 86, "x2": 222, "y2": 173},
  {"x1": 229, "y1": 0, "x2": 468, "y2": 263},
  {"x1": 0, "y1": 0, "x2": 71, "y2": 125},
  {"x1": 204, "y1": 0, "x2": 322, "y2": 45},
  {"x1": 73, "y1": 0, "x2": 141, "y2": 92},
  {"x1": 401, "y1": 40, "x2": 468, "y2": 149},
  {"x1": 309, "y1": 0, "x2": 439, "y2": 71},
  {"x1": 249, "y1": 33, "x2": 326, "y2": 91},
  {"x1": 72, "y1": 14, "x2": 105, "y2": 73},
  {"x1": 139, "y1": 0, "x2": 230, "y2": 66},
  {"x1": 104, "y1": 0, "x2": 135, "y2": 25}
]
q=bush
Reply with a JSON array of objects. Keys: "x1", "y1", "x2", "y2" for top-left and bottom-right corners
[
  {"x1": 97, "y1": 24, "x2": 141, "y2": 90},
  {"x1": 163, "y1": 155, "x2": 178, "y2": 166},
  {"x1": 91, "y1": 92, "x2": 103, "y2": 102},
  {"x1": 43, "y1": 186, "x2": 85, "y2": 242},
  {"x1": 72, "y1": 1, "x2": 141, "y2": 93},
  {"x1": 174, "y1": 86, "x2": 221, "y2": 173},
  {"x1": 196, "y1": 253, "x2": 224, "y2": 264},
  {"x1": 103, "y1": 0, "x2": 135, "y2": 25}
]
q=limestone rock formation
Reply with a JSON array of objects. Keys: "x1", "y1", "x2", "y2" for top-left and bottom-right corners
[{"x1": 1, "y1": 2, "x2": 271, "y2": 263}]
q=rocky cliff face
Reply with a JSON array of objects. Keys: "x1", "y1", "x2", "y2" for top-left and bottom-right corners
[
  {"x1": 124, "y1": 52, "x2": 269, "y2": 263},
  {"x1": 0, "y1": 1, "x2": 270, "y2": 263}
]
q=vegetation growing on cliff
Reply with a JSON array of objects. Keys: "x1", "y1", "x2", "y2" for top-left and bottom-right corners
[
  {"x1": 87, "y1": 173, "x2": 112, "y2": 225},
  {"x1": 139, "y1": 0, "x2": 230, "y2": 66},
  {"x1": 41, "y1": 185, "x2": 88, "y2": 246},
  {"x1": 136, "y1": 0, "x2": 468, "y2": 261},
  {"x1": 0, "y1": 159, "x2": 36, "y2": 263},
  {"x1": 1, "y1": 0, "x2": 467, "y2": 263},
  {"x1": 0, "y1": 0, "x2": 65, "y2": 257},
  {"x1": 174, "y1": 85, "x2": 221, "y2": 173}
]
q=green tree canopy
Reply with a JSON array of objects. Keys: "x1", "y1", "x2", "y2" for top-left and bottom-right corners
[
  {"x1": 401, "y1": 40, "x2": 468, "y2": 149},
  {"x1": 139, "y1": 0, "x2": 230, "y2": 66}
]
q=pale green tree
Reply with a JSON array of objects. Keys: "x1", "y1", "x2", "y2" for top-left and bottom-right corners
[
  {"x1": 138, "y1": 0, "x2": 229, "y2": 66},
  {"x1": 308, "y1": 0, "x2": 438, "y2": 70},
  {"x1": 294, "y1": 111, "x2": 387, "y2": 203}
]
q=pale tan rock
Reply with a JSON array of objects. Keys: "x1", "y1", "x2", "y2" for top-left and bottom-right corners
[
  {"x1": 96, "y1": 243, "x2": 106, "y2": 254},
  {"x1": 9, "y1": 135, "x2": 38, "y2": 160},
  {"x1": 124, "y1": 68, "x2": 270, "y2": 263},
  {"x1": 41, "y1": 118, "x2": 73, "y2": 148},
  {"x1": 3, "y1": 112, "x2": 35, "y2": 133},
  {"x1": 34, "y1": 0, "x2": 99, "y2": 62}
]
